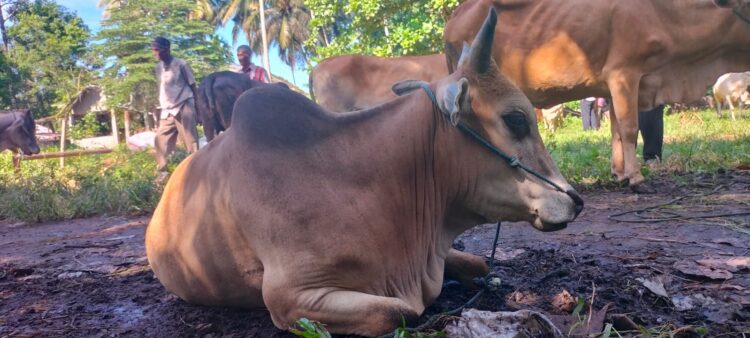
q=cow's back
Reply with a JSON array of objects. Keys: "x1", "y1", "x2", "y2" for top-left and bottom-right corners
[{"x1": 311, "y1": 54, "x2": 448, "y2": 112}]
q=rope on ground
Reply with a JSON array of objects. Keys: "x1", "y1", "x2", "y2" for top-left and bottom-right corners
[
  {"x1": 608, "y1": 185, "x2": 750, "y2": 223},
  {"x1": 378, "y1": 222, "x2": 502, "y2": 338}
]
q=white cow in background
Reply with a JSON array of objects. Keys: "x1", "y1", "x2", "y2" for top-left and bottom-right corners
[{"x1": 713, "y1": 72, "x2": 750, "y2": 120}]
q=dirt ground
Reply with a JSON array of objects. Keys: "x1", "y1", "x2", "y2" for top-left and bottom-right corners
[{"x1": 1, "y1": 170, "x2": 749, "y2": 338}]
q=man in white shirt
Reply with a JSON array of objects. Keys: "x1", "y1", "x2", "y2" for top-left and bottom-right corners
[{"x1": 151, "y1": 37, "x2": 200, "y2": 181}]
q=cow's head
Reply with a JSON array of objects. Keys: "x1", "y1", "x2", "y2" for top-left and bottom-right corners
[
  {"x1": 397, "y1": 9, "x2": 582, "y2": 231},
  {"x1": 5, "y1": 110, "x2": 41, "y2": 155}
]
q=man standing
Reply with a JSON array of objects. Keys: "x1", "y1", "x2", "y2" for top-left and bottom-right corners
[
  {"x1": 151, "y1": 36, "x2": 200, "y2": 182},
  {"x1": 638, "y1": 105, "x2": 665, "y2": 164},
  {"x1": 232, "y1": 45, "x2": 270, "y2": 83},
  {"x1": 581, "y1": 97, "x2": 600, "y2": 130}
]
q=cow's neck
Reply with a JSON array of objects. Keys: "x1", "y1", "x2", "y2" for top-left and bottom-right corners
[
  {"x1": 370, "y1": 90, "x2": 486, "y2": 251},
  {"x1": 0, "y1": 113, "x2": 16, "y2": 133}
]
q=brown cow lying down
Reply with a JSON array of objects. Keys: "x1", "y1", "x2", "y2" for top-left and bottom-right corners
[
  {"x1": 310, "y1": 53, "x2": 448, "y2": 112},
  {"x1": 146, "y1": 10, "x2": 582, "y2": 337},
  {"x1": 196, "y1": 71, "x2": 289, "y2": 141},
  {"x1": 444, "y1": 0, "x2": 750, "y2": 192},
  {"x1": 0, "y1": 109, "x2": 40, "y2": 155}
]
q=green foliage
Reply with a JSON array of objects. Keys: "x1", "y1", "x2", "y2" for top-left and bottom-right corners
[
  {"x1": 0, "y1": 146, "x2": 161, "y2": 223},
  {"x1": 94, "y1": 0, "x2": 232, "y2": 113},
  {"x1": 305, "y1": 0, "x2": 459, "y2": 60},
  {"x1": 540, "y1": 109, "x2": 750, "y2": 184},
  {"x1": 0, "y1": 52, "x2": 16, "y2": 108},
  {"x1": 69, "y1": 113, "x2": 108, "y2": 139},
  {"x1": 289, "y1": 318, "x2": 332, "y2": 338},
  {"x1": 5, "y1": 0, "x2": 92, "y2": 117}
]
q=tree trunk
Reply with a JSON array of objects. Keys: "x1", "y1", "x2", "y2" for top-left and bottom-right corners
[
  {"x1": 258, "y1": 0, "x2": 271, "y2": 79},
  {"x1": 59, "y1": 117, "x2": 66, "y2": 168},
  {"x1": 123, "y1": 110, "x2": 131, "y2": 140},
  {"x1": 291, "y1": 63, "x2": 296, "y2": 85},
  {"x1": 110, "y1": 109, "x2": 119, "y2": 144},
  {"x1": 0, "y1": 1, "x2": 8, "y2": 52}
]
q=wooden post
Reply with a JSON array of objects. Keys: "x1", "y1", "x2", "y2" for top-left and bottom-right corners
[
  {"x1": 59, "y1": 117, "x2": 67, "y2": 168},
  {"x1": 12, "y1": 153, "x2": 21, "y2": 174},
  {"x1": 123, "y1": 110, "x2": 131, "y2": 140},
  {"x1": 110, "y1": 109, "x2": 119, "y2": 144}
]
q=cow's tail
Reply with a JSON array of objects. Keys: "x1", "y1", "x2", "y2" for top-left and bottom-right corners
[
  {"x1": 205, "y1": 74, "x2": 218, "y2": 123},
  {"x1": 308, "y1": 70, "x2": 316, "y2": 103}
]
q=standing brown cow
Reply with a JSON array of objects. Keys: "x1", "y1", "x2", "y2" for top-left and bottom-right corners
[
  {"x1": 310, "y1": 53, "x2": 448, "y2": 112},
  {"x1": 444, "y1": 0, "x2": 750, "y2": 192}
]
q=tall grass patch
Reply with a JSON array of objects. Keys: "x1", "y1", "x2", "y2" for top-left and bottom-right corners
[
  {"x1": 0, "y1": 146, "x2": 161, "y2": 223},
  {"x1": 540, "y1": 109, "x2": 750, "y2": 184}
]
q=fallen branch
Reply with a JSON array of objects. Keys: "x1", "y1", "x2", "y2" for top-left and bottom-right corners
[{"x1": 62, "y1": 241, "x2": 124, "y2": 249}]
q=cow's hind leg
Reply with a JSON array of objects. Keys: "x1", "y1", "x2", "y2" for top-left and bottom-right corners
[
  {"x1": 444, "y1": 248, "x2": 488, "y2": 289},
  {"x1": 263, "y1": 281, "x2": 419, "y2": 337}
]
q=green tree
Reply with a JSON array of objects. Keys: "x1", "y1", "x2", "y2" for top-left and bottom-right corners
[
  {"x1": 94, "y1": 0, "x2": 232, "y2": 114},
  {"x1": 0, "y1": 51, "x2": 16, "y2": 108},
  {"x1": 305, "y1": 0, "x2": 459, "y2": 60},
  {"x1": 6, "y1": 0, "x2": 91, "y2": 116}
]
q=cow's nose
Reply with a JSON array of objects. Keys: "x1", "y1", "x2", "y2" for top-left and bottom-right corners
[{"x1": 566, "y1": 190, "x2": 584, "y2": 218}]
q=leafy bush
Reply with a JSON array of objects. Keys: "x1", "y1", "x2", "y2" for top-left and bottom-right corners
[
  {"x1": 69, "y1": 112, "x2": 109, "y2": 139},
  {"x1": 0, "y1": 145, "x2": 161, "y2": 223}
]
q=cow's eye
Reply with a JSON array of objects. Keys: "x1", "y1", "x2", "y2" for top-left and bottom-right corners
[{"x1": 502, "y1": 111, "x2": 529, "y2": 138}]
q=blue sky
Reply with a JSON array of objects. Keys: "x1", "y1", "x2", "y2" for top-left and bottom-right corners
[{"x1": 55, "y1": 0, "x2": 310, "y2": 90}]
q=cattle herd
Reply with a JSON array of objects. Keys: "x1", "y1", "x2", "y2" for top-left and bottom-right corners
[{"x1": 2, "y1": 0, "x2": 750, "y2": 336}]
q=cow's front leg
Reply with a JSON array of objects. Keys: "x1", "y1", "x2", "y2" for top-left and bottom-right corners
[
  {"x1": 263, "y1": 281, "x2": 419, "y2": 337},
  {"x1": 609, "y1": 72, "x2": 650, "y2": 191},
  {"x1": 444, "y1": 248, "x2": 489, "y2": 289},
  {"x1": 608, "y1": 104, "x2": 625, "y2": 182}
]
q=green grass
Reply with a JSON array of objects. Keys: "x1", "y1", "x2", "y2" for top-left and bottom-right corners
[
  {"x1": 1, "y1": 109, "x2": 747, "y2": 224},
  {"x1": 0, "y1": 145, "x2": 163, "y2": 223},
  {"x1": 540, "y1": 109, "x2": 750, "y2": 184}
]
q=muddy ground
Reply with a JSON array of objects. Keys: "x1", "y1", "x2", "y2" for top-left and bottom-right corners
[{"x1": 1, "y1": 171, "x2": 749, "y2": 337}]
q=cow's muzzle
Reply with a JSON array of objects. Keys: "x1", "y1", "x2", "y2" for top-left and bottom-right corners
[{"x1": 531, "y1": 189, "x2": 584, "y2": 232}]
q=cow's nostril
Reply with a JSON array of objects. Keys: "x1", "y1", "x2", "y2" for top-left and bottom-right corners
[{"x1": 565, "y1": 190, "x2": 584, "y2": 218}]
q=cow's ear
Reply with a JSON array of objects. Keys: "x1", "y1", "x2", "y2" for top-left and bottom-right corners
[
  {"x1": 11, "y1": 117, "x2": 24, "y2": 128},
  {"x1": 437, "y1": 77, "x2": 470, "y2": 125},
  {"x1": 457, "y1": 42, "x2": 471, "y2": 68},
  {"x1": 713, "y1": 0, "x2": 735, "y2": 7},
  {"x1": 392, "y1": 80, "x2": 427, "y2": 96}
]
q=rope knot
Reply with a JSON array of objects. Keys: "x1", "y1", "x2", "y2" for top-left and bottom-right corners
[{"x1": 508, "y1": 157, "x2": 520, "y2": 167}]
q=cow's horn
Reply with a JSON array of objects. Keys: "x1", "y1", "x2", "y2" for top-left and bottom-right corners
[{"x1": 469, "y1": 8, "x2": 498, "y2": 74}]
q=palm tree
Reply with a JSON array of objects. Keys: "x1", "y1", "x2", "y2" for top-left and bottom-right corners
[
  {"x1": 263, "y1": 0, "x2": 310, "y2": 84},
  {"x1": 197, "y1": 0, "x2": 270, "y2": 74}
]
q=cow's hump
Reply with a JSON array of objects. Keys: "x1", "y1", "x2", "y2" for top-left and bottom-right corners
[{"x1": 230, "y1": 85, "x2": 338, "y2": 148}]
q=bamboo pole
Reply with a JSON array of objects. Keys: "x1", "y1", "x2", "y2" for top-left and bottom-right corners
[{"x1": 14, "y1": 148, "x2": 113, "y2": 161}]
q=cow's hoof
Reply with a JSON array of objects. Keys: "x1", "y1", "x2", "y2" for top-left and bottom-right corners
[{"x1": 630, "y1": 182, "x2": 656, "y2": 194}]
